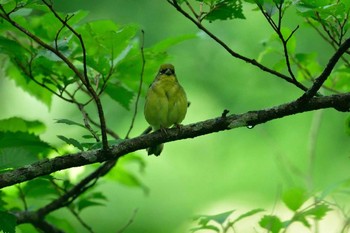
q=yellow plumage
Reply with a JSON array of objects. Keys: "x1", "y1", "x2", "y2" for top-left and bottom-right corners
[{"x1": 144, "y1": 64, "x2": 187, "y2": 156}]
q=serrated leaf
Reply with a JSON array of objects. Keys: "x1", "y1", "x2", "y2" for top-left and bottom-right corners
[
  {"x1": 0, "y1": 211, "x2": 16, "y2": 233},
  {"x1": 105, "y1": 83, "x2": 134, "y2": 110},
  {"x1": 282, "y1": 187, "x2": 308, "y2": 211},
  {"x1": 302, "y1": 203, "x2": 332, "y2": 220},
  {"x1": 204, "y1": 0, "x2": 246, "y2": 22},
  {"x1": 57, "y1": 135, "x2": 84, "y2": 151},
  {"x1": 0, "y1": 132, "x2": 55, "y2": 170},
  {"x1": 259, "y1": 215, "x2": 283, "y2": 233},
  {"x1": 0, "y1": 117, "x2": 45, "y2": 134},
  {"x1": 0, "y1": 36, "x2": 28, "y2": 59},
  {"x1": 55, "y1": 119, "x2": 85, "y2": 128}
]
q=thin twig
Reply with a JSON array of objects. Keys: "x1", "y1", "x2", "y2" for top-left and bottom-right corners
[
  {"x1": 41, "y1": 0, "x2": 109, "y2": 149},
  {"x1": 257, "y1": 2, "x2": 298, "y2": 81},
  {"x1": 125, "y1": 30, "x2": 146, "y2": 139},
  {"x1": 68, "y1": 206, "x2": 95, "y2": 233},
  {"x1": 116, "y1": 209, "x2": 138, "y2": 233},
  {"x1": 78, "y1": 104, "x2": 100, "y2": 142}
]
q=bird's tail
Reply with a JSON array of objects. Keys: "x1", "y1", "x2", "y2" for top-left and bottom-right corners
[{"x1": 147, "y1": 143, "x2": 164, "y2": 156}]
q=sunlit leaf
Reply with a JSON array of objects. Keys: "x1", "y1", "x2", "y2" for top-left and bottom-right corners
[
  {"x1": 282, "y1": 187, "x2": 308, "y2": 211},
  {"x1": 203, "y1": 0, "x2": 246, "y2": 21},
  {"x1": 0, "y1": 117, "x2": 45, "y2": 134},
  {"x1": 0, "y1": 132, "x2": 55, "y2": 170},
  {"x1": 259, "y1": 215, "x2": 283, "y2": 233}
]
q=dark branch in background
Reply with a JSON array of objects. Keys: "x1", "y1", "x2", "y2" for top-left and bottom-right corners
[
  {"x1": 2, "y1": 92, "x2": 350, "y2": 189},
  {"x1": 167, "y1": 0, "x2": 309, "y2": 92},
  {"x1": 125, "y1": 30, "x2": 146, "y2": 139}
]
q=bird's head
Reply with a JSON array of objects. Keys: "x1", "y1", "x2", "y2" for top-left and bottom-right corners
[{"x1": 159, "y1": 64, "x2": 175, "y2": 76}]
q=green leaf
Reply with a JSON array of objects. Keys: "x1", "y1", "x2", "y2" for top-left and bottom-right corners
[
  {"x1": 281, "y1": 27, "x2": 296, "y2": 54},
  {"x1": 0, "y1": 211, "x2": 16, "y2": 233},
  {"x1": 259, "y1": 215, "x2": 283, "y2": 233},
  {"x1": 106, "y1": 167, "x2": 148, "y2": 193},
  {"x1": 203, "y1": 0, "x2": 246, "y2": 21},
  {"x1": 302, "y1": 203, "x2": 332, "y2": 220},
  {"x1": 115, "y1": 34, "x2": 197, "y2": 91},
  {"x1": 57, "y1": 135, "x2": 84, "y2": 151},
  {"x1": 105, "y1": 82, "x2": 134, "y2": 110},
  {"x1": 328, "y1": 67, "x2": 350, "y2": 92},
  {"x1": 55, "y1": 119, "x2": 85, "y2": 128},
  {"x1": 231, "y1": 208, "x2": 265, "y2": 225},
  {"x1": 282, "y1": 187, "x2": 308, "y2": 211},
  {"x1": 6, "y1": 63, "x2": 53, "y2": 108},
  {"x1": 76, "y1": 192, "x2": 107, "y2": 212},
  {"x1": 0, "y1": 117, "x2": 45, "y2": 134},
  {"x1": 46, "y1": 215, "x2": 77, "y2": 233},
  {"x1": 0, "y1": 132, "x2": 54, "y2": 170},
  {"x1": 193, "y1": 210, "x2": 235, "y2": 226},
  {"x1": 105, "y1": 154, "x2": 148, "y2": 192},
  {"x1": 0, "y1": 191, "x2": 7, "y2": 211},
  {"x1": 22, "y1": 177, "x2": 58, "y2": 198},
  {"x1": 75, "y1": 21, "x2": 138, "y2": 76},
  {"x1": 0, "y1": 36, "x2": 28, "y2": 59}
]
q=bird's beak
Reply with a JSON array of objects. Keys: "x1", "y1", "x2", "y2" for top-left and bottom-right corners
[{"x1": 164, "y1": 68, "x2": 172, "y2": 75}]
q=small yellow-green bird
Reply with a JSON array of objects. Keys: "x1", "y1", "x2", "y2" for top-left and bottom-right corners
[{"x1": 144, "y1": 64, "x2": 188, "y2": 156}]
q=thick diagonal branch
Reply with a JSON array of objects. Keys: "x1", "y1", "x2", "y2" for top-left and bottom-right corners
[{"x1": 1, "y1": 93, "x2": 350, "y2": 189}]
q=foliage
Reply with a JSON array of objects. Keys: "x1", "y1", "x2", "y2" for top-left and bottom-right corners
[{"x1": 0, "y1": 0, "x2": 350, "y2": 232}]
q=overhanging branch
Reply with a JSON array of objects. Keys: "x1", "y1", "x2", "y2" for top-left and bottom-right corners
[{"x1": 1, "y1": 93, "x2": 350, "y2": 189}]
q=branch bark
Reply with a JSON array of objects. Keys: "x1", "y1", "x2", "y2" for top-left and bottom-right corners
[{"x1": 1, "y1": 93, "x2": 350, "y2": 189}]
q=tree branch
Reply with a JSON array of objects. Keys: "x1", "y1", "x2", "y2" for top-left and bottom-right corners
[
  {"x1": 166, "y1": 0, "x2": 308, "y2": 92},
  {"x1": 300, "y1": 37, "x2": 350, "y2": 100},
  {"x1": 1, "y1": 93, "x2": 350, "y2": 189}
]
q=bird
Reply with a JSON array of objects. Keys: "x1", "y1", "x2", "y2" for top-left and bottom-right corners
[{"x1": 144, "y1": 64, "x2": 188, "y2": 156}]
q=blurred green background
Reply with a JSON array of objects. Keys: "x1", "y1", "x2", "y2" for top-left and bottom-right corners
[{"x1": 1, "y1": 0, "x2": 350, "y2": 232}]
